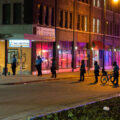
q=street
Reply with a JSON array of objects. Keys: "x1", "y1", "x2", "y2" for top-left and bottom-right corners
[{"x1": 0, "y1": 74, "x2": 120, "y2": 120}]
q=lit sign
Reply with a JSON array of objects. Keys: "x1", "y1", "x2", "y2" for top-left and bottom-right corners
[
  {"x1": 9, "y1": 40, "x2": 31, "y2": 48},
  {"x1": 36, "y1": 27, "x2": 55, "y2": 40}
]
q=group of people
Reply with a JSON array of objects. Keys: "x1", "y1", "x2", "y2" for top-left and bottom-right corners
[
  {"x1": 10, "y1": 55, "x2": 119, "y2": 87},
  {"x1": 35, "y1": 56, "x2": 56, "y2": 78},
  {"x1": 79, "y1": 60, "x2": 119, "y2": 87}
]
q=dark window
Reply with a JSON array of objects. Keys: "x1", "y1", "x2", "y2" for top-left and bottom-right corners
[
  {"x1": 3, "y1": 4, "x2": 10, "y2": 24},
  {"x1": 51, "y1": 8, "x2": 54, "y2": 26},
  {"x1": 59, "y1": 10, "x2": 63, "y2": 27},
  {"x1": 39, "y1": 5, "x2": 43, "y2": 24},
  {"x1": 77, "y1": 15, "x2": 80, "y2": 30},
  {"x1": 81, "y1": 16, "x2": 84, "y2": 31},
  {"x1": 13, "y1": 3, "x2": 21, "y2": 24},
  {"x1": 65, "y1": 11, "x2": 68, "y2": 28},
  {"x1": 45, "y1": 6, "x2": 49, "y2": 25},
  {"x1": 69, "y1": 13, "x2": 72, "y2": 29}
]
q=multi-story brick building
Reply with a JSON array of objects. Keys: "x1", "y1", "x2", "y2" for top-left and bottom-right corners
[
  {"x1": 32, "y1": 0, "x2": 120, "y2": 72},
  {"x1": 0, "y1": 0, "x2": 120, "y2": 75}
]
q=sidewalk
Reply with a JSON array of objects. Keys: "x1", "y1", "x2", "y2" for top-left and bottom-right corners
[{"x1": 0, "y1": 70, "x2": 112, "y2": 85}]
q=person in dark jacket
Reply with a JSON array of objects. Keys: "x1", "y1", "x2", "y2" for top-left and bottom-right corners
[
  {"x1": 51, "y1": 58, "x2": 56, "y2": 78},
  {"x1": 79, "y1": 60, "x2": 86, "y2": 82},
  {"x1": 112, "y1": 61, "x2": 119, "y2": 87},
  {"x1": 94, "y1": 61, "x2": 100, "y2": 84},
  {"x1": 11, "y1": 54, "x2": 17, "y2": 75},
  {"x1": 35, "y1": 56, "x2": 42, "y2": 76}
]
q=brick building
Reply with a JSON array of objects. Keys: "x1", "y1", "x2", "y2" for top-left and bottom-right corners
[{"x1": 31, "y1": 0, "x2": 120, "y2": 72}]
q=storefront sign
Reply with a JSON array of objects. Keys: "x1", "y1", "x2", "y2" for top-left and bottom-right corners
[
  {"x1": 9, "y1": 40, "x2": 31, "y2": 48},
  {"x1": 36, "y1": 27, "x2": 55, "y2": 41}
]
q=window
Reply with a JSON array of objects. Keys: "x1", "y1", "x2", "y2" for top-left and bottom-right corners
[
  {"x1": 93, "y1": 0, "x2": 101, "y2": 7},
  {"x1": 3, "y1": 4, "x2": 10, "y2": 24},
  {"x1": 45, "y1": 6, "x2": 49, "y2": 25},
  {"x1": 39, "y1": 5, "x2": 43, "y2": 24},
  {"x1": 69, "y1": 13, "x2": 72, "y2": 29},
  {"x1": 51, "y1": 8, "x2": 54, "y2": 26},
  {"x1": 13, "y1": 3, "x2": 21, "y2": 24},
  {"x1": 81, "y1": 16, "x2": 84, "y2": 31},
  {"x1": 59, "y1": 10, "x2": 63, "y2": 27},
  {"x1": 85, "y1": 16, "x2": 88, "y2": 31},
  {"x1": 97, "y1": 19, "x2": 100, "y2": 33},
  {"x1": 65, "y1": 11, "x2": 68, "y2": 28},
  {"x1": 93, "y1": 18, "x2": 96, "y2": 32},
  {"x1": 77, "y1": 15, "x2": 80, "y2": 30}
]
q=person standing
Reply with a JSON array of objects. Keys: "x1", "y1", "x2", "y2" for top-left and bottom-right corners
[
  {"x1": 112, "y1": 61, "x2": 119, "y2": 87},
  {"x1": 35, "y1": 56, "x2": 42, "y2": 76},
  {"x1": 11, "y1": 54, "x2": 17, "y2": 75},
  {"x1": 94, "y1": 61, "x2": 100, "y2": 84},
  {"x1": 79, "y1": 60, "x2": 86, "y2": 82},
  {"x1": 51, "y1": 58, "x2": 56, "y2": 78}
]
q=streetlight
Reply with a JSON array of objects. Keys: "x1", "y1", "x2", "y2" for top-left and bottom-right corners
[{"x1": 113, "y1": 0, "x2": 119, "y2": 3}]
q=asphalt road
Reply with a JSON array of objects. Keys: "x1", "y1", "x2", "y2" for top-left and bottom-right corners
[{"x1": 0, "y1": 77, "x2": 120, "y2": 120}]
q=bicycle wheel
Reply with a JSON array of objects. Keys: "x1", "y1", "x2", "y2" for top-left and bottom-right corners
[
  {"x1": 100, "y1": 75, "x2": 108, "y2": 85},
  {"x1": 110, "y1": 75, "x2": 114, "y2": 83}
]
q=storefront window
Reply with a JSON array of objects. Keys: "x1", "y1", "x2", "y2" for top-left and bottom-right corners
[
  {"x1": 36, "y1": 42, "x2": 53, "y2": 70},
  {"x1": 59, "y1": 41, "x2": 72, "y2": 69}
]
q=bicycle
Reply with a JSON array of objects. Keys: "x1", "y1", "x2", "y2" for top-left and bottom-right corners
[{"x1": 100, "y1": 71, "x2": 114, "y2": 85}]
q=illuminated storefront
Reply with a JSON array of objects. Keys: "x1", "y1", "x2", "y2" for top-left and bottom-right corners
[{"x1": 0, "y1": 40, "x2": 5, "y2": 73}]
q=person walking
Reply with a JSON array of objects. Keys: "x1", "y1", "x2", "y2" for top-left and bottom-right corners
[
  {"x1": 35, "y1": 56, "x2": 42, "y2": 76},
  {"x1": 112, "y1": 61, "x2": 119, "y2": 87},
  {"x1": 11, "y1": 54, "x2": 17, "y2": 75},
  {"x1": 79, "y1": 60, "x2": 86, "y2": 82},
  {"x1": 51, "y1": 58, "x2": 56, "y2": 78},
  {"x1": 94, "y1": 61, "x2": 100, "y2": 84}
]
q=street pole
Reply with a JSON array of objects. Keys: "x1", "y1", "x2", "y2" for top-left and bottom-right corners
[
  {"x1": 5, "y1": 40, "x2": 8, "y2": 76},
  {"x1": 102, "y1": 0, "x2": 106, "y2": 72},
  {"x1": 72, "y1": 0, "x2": 75, "y2": 72},
  {"x1": 53, "y1": 0, "x2": 58, "y2": 69},
  {"x1": 88, "y1": 0, "x2": 93, "y2": 73}
]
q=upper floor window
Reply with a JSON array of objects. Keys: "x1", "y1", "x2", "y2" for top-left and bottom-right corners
[
  {"x1": 93, "y1": 18, "x2": 96, "y2": 32},
  {"x1": 97, "y1": 19, "x2": 100, "y2": 33},
  {"x1": 3, "y1": 4, "x2": 11, "y2": 24},
  {"x1": 51, "y1": 8, "x2": 54, "y2": 26},
  {"x1": 13, "y1": 3, "x2": 21, "y2": 24},
  {"x1": 93, "y1": 0, "x2": 101, "y2": 7},
  {"x1": 59, "y1": 10, "x2": 63, "y2": 27},
  {"x1": 77, "y1": 14, "x2": 80, "y2": 30},
  {"x1": 69, "y1": 12, "x2": 73, "y2": 29},
  {"x1": 39, "y1": 5, "x2": 43, "y2": 24},
  {"x1": 65, "y1": 11, "x2": 68, "y2": 28},
  {"x1": 45, "y1": 6, "x2": 49, "y2": 25}
]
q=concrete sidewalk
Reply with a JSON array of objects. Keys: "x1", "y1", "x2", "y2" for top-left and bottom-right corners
[
  {"x1": 0, "y1": 71, "x2": 97, "y2": 85},
  {"x1": 0, "y1": 70, "x2": 114, "y2": 85}
]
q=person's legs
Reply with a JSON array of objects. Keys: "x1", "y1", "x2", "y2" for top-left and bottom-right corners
[
  {"x1": 54, "y1": 71, "x2": 56, "y2": 78},
  {"x1": 80, "y1": 72, "x2": 83, "y2": 81},
  {"x1": 82, "y1": 73, "x2": 84, "y2": 81},
  {"x1": 94, "y1": 75, "x2": 98, "y2": 83}
]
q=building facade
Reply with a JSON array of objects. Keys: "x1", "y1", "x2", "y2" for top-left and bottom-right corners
[
  {"x1": 1, "y1": 0, "x2": 120, "y2": 75},
  {"x1": 0, "y1": 0, "x2": 33, "y2": 74}
]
